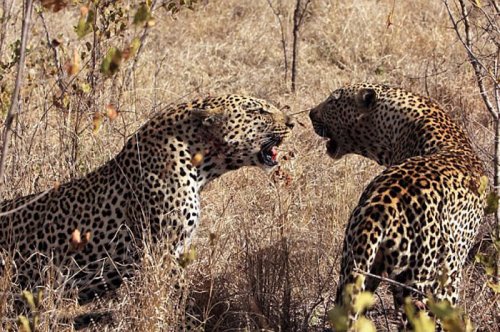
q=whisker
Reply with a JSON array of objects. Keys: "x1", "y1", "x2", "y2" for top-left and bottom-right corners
[{"x1": 289, "y1": 109, "x2": 310, "y2": 116}]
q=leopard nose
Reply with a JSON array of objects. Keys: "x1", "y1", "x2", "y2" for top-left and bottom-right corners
[{"x1": 309, "y1": 108, "x2": 316, "y2": 120}]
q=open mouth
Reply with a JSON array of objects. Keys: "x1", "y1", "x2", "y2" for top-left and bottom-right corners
[
  {"x1": 258, "y1": 138, "x2": 282, "y2": 167},
  {"x1": 311, "y1": 122, "x2": 340, "y2": 157},
  {"x1": 326, "y1": 139, "x2": 339, "y2": 156}
]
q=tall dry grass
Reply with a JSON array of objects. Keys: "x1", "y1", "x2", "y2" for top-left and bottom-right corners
[{"x1": 0, "y1": 0, "x2": 498, "y2": 331}]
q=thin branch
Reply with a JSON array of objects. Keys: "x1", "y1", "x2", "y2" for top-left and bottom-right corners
[
  {"x1": 291, "y1": 0, "x2": 312, "y2": 92},
  {"x1": 0, "y1": 188, "x2": 52, "y2": 217},
  {"x1": 130, "y1": 0, "x2": 158, "y2": 74},
  {"x1": 291, "y1": 0, "x2": 301, "y2": 92},
  {"x1": 39, "y1": 11, "x2": 65, "y2": 92},
  {"x1": 443, "y1": 0, "x2": 498, "y2": 119},
  {"x1": 0, "y1": 0, "x2": 33, "y2": 188},
  {"x1": 297, "y1": 0, "x2": 312, "y2": 27},
  {"x1": 353, "y1": 268, "x2": 426, "y2": 297},
  {"x1": 375, "y1": 292, "x2": 391, "y2": 332},
  {"x1": 265, "y1": 0, "x2": 288, "y2": 83}
]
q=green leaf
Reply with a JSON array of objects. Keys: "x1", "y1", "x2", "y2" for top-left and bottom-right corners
[
  {"x1": 327, "y1": 306, "x2": 348, "y2": 332},
  {"x1": 475, "y1": 253, "x2": 496, "y2": 275},
  {"x1": 484, "y1": 191, "x2": 499, "y2": 214},
  {"x1": 428, "y1": 299, "x2": 454, "y2": 319},
  {"x1": 130, "y1": 37, "x2": 141, "y2": 54},
  {"x1": 133, "y1": 3, "x2": 151, "y2": 25},
  {"x1": 487, "y1": 280, "x2": 500, "y2": 293},
  {"x1": 494, "y1": 239, "x2": 500, "y2": 252},
  {"x1": 178, "y1": 247, "x2": 197, "y2": 268},
  {"x1": 478, "y1": 176, "x2": 489, "y2": 195},
  {"x1": 101, "y1": 47, "x2": 123, "y2": 76},
  {"x1": 75, "y1": 10, "x2": 95, "y2": 38},
  {"x1": 17, "y1": 315, "x2": 31, "y2": 332}
]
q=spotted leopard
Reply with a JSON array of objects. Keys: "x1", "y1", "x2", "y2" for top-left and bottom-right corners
[
  {"x1": 0, "y1": 95, "x2": 293, "y2": 324},
  {"x1": 309, "y1": 83, "x2": 485, "y2": 328}
]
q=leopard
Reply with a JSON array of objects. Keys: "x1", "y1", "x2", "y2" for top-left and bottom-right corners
[
  {"x1": 309, "y1": 83, "x2": 486, "y2": 329},
  {"x1": 0, "y1": 94, "x2": 294, "y2": 328}
]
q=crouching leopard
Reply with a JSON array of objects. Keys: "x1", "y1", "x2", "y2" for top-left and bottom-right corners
[
  {"x1": 309, "y1": 83, "x2": 485, "y2": 329},
  {"x1": 0, "y1": 94, "x2": 293, "y2": 327}
]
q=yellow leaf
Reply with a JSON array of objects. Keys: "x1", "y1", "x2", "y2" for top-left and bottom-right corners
[
  {"x1": 21, "y1": 290, "x2": 36, "y2": 311},
  {"x1": 80, "y1": 83, "x2": 91, "y2": 94},
  {"x1": 487, "y1": 280, "x2": 500, "y2": 293},
  {"x1": 92, "y1": 113, "x2": 103, "y2": 134},
  {"x1": 353, "y1": 316, "x2": 376, "y2": 332},
  {"x1": 478, "y1": 176, "x2": 488, "y2": 195},
  {"x1": 353, "y1": 291, "x2": 375, "y2": 313},
  {"x1": 191, "y1": 152, "x2": 204, "y2": 166},
  {"x1": 17, "y1": 315, "x2": 31, "y2": 332},
  {"x1": 130, "y1": 38, "x2": 141, "y2": 54},
  {"x1": 412, "y1": 312, "x2": 436, "y2": 332},
  {"x1": 36, "y1": 289, "x2": 43, "y2": 307},
  {"x1": 178, "y1": 247, "x2": 197, "y2": 267}
]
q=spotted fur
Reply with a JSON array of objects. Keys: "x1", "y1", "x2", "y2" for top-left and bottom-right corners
[
  {"x1": 309, "y1": 83, "x2": 485, "y2": 328},
  {"x1": 0, "y1": 95, "x2": 293, "y2": 306}
]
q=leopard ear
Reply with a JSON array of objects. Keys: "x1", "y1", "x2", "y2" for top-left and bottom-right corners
[
  {"x1": 192, "y1": 107, "x2": 226, "y2": 127},
  {"x1": 356, "y1": 88, "x2": 377, "y2": 111}
]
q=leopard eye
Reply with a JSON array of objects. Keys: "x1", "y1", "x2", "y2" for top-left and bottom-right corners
[{"x1": 258, "y1": 108, "x2": 272, "y2": 115}]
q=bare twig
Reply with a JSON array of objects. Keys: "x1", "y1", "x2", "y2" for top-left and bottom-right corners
[
  {"x1": 374, "y1": 292, "x2": 391, "y2": 332},
  {"x1": 353, "y1": 268, "x2": 426, "y2": 297},
  {"x1": 0, "y1": 188, "x2": 52, "y2": 217},
  {"x1": 443, "y1": 0, "x2": 498, "y2": 119},
  {"x1": 0, "y1": 0, "x2": 33, "y2": 188},
  {"x1": 265, "y1": 0, "x2": 288, "y2": 83},
  {"x1": 39, "y1": 11, "x2": 65, "y2": 92},
  {"x1": 291, "y1": 0, "x2": 312, "y2": 92}
]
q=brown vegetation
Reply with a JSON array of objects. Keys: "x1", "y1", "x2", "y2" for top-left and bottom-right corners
[{"x1": 0, "y1": 0, "x2": 498, "y2": 330}]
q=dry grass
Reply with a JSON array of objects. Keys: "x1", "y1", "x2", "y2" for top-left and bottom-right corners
[{"x1": 0, "y1": 0, "x2": 498, "y2": 331}]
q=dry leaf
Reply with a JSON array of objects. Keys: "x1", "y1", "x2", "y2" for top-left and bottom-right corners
[
  {"x1": 192, "y1": 153, "x2": 204, "y2": 166},
  {"x1": 70, "y1": 229, "x2": 81, "y2": 247},
  {"x1": 65, "y1": 49, "x2": 80, "y2": 76},
  {"x1": 80, "y1": 5, "x2": 89, "y2": 16},
  {"x1": 106, "y1": 104, "x2": 118, "y2": 120},
  {"x1": 70, "y1": 229, "x2": 91, "y2": 251},
  {"x1": 92, "y1": 113, "x2": 103, "y2": 134},
  {"x1": 40, "y1": 0, "x2": 68, "y2": 12}
]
